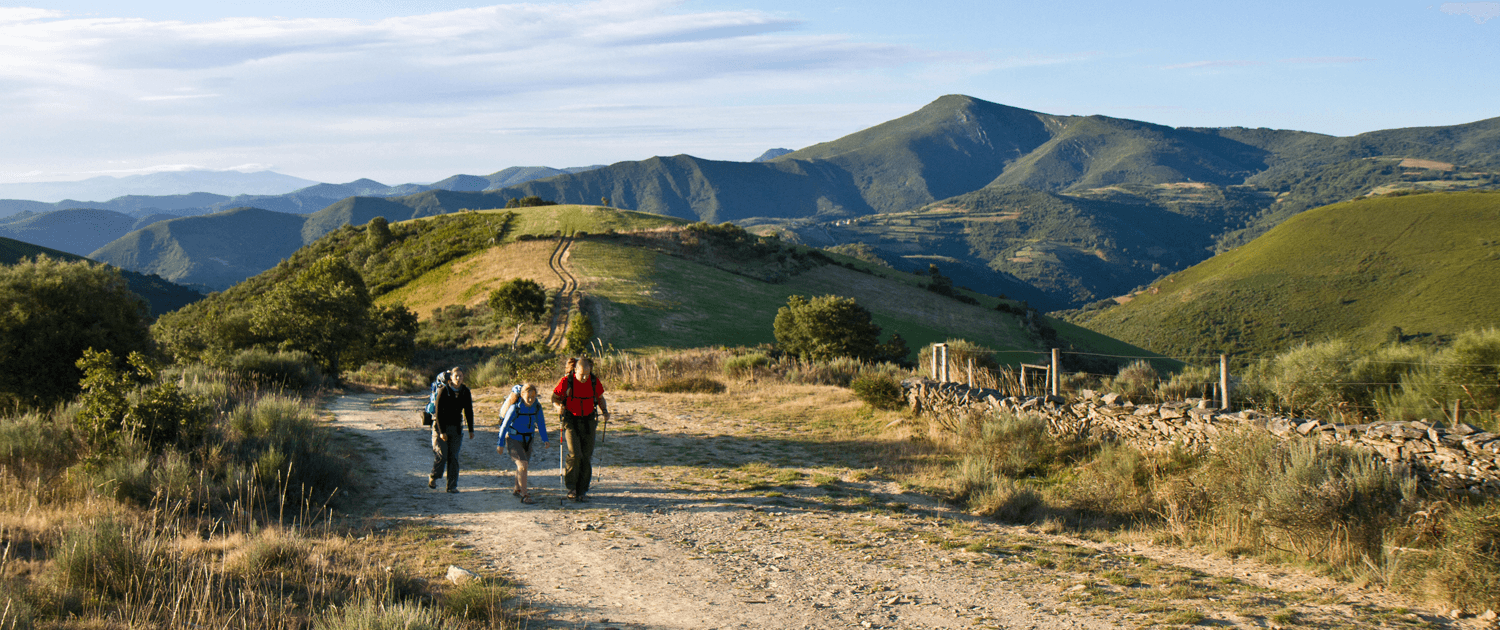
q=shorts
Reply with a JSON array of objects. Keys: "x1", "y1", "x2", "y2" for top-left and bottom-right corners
[{"x1": 504, "y1": 437, "x2": 534, "y2": 463}]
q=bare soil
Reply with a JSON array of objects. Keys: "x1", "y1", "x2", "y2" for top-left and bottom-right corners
[{"x1": 329, "y1": 391, "x2": 1468, "y2": 630}]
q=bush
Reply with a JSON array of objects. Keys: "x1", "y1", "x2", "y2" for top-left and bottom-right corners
[
  {"x1": 0, "y1": 256, "x2": 152, "y2": 407},
  {"x1": 1183, "y1": 432, "x2": 1414, "y2": 565},
  {"x1": 316, "y1": 600, "x2": 442, "y2": 630},
  {"x1": 345, "y1": 362, "x2": 425, "y2": 391},
  {"x1": 229, "y1": 348, "x2": 324, "y2": 391},
  {"x1": 0, "y1": 410, "x2": 73, "y2": 480},
  {"x1": 723, "y1": 353, "x2": 770, "y2": 377},
  {"x1": 653, "y1": 377, "x2": 726, "y2": 394},
  {"x1": 850, "y1": 373, "x2": 903, "y2": 410},
  {"x1": 444, "y1": 580, "x2": 515, "y2": 623},
  {"x1": 53, "y1": 518, "x2": 157, "y2": 598},
  {"x1": 1411, "y1": 502, "x2": 1500, "y2": 610},
  {"x1": 773, "y1": 295, "x2": 886, "y2": 362}
]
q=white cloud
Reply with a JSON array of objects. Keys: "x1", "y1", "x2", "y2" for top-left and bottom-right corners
[
  {"x1": 1440, "y1": 2, "x2": 1500, "y2": 23},
  {"x1": 0, "y1": 1, "x2": 1064, "y2": 183}
]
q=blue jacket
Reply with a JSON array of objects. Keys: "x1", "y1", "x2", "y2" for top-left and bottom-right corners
[{"x1": 498, "y1": 399, "x2": 548, "y2": 445}]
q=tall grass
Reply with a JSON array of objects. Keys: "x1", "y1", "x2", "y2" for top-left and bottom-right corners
[{"x1": 0, "y1": 361, "x2": 523, "y2": 628}]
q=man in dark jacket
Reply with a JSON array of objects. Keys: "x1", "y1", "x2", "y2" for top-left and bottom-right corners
[{"x1": 430, "y1": 366, "x2": 474, "y2": 493}]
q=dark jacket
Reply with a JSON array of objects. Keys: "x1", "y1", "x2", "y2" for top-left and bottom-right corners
[{"x1": 435, "y1": 384, "x2": 474, "y2": 431}]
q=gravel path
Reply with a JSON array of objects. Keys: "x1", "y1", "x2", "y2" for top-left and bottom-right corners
[{"x1": 327, "y1": 391, "x2": 1460, "y2": 630}]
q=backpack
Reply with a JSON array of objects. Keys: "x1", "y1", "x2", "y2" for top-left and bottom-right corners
[
  {"x1": 558, "y1": 374, "x2": 600, "y2": 416},
  {"x1": 421, "y1": 370, "x2": 449, "y2": 426}
]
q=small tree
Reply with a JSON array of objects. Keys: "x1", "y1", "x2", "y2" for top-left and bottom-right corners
[
  {"x1": 488, "y1": 279, "x2": 548, "y2": 348},
  {"x1": 565, "y1": 311, "x2": 595, "y2": 354},
  {"x1": 365, "y1": 304, "x2": 420, "y2": 365},
  {"x1": 251, "y1": 256, "x2": 372, "y2": 377},
  {"x1": 0, "y1": 256, "x2": 152, "y2": 407},
  {"x1": 367, "y1": 216, "x2": 393, "y2": 249},
  {"x1": 773, "y1": 295, "x2": 885, "y2": 362}
]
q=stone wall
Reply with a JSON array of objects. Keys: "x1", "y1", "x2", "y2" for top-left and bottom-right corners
[{"x1": 902, "y1": 378, "x2": 1500, "y2": 497}]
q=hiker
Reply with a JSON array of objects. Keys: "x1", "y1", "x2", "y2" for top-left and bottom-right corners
[
  {"x1": 552, "y1": 357, "x2": 610, "y2": 502},
  {"x1": 497, "y1": 383, "x2": 549, "y2": 504},
  {"x1": 429, "y1": 366, "x2": 474, "y2": 493}
]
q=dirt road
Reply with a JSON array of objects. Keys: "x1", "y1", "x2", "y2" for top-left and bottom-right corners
[{"x1": 327, "y1": 391, "x2": 1455, "y2": 630}]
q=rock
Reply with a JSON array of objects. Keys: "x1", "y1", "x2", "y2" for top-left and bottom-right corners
[
  {"x1": 446, "y1": 565, "x2": 480, "y2": 584},
  {"x1": 1297, "y1": 420, "x2": 1321, "y2": 435},
  {"x1": 1101, "y1": 393, "x2": 1120, "y2": 405},
  {"x1": 1479, "y1": 609, "x2": 1496, "y2": 621}
]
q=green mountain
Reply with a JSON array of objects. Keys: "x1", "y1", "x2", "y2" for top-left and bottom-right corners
[
  {"x1": 84, "y1": 94, "x2": 1500, "y2": 306},
  {"x1": 0, "y1": 208, "x2": 162, "y2": 256},
  {"x1": 0, "y1": 236, "x2": 204, "y2": 316},
  {"x1": 1064, "y1": 190, "x2": 1500, "y2": 361}
]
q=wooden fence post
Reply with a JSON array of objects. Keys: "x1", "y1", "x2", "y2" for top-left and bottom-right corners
[
  {"x1": 1220, "y1": 354, "x2": 1230, "y2": 410},
  {"x1": 1050, "y1": 348, "x2": 1060, "y2": 397}
]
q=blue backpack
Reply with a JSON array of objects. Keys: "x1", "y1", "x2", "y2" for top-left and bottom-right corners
[{"x1": 420, "y1": 370, "x2": 449, "y2": 426}]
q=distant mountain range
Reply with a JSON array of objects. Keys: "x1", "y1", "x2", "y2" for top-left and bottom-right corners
[
  {"x1": 0, "y1": 170, "x2": 319, "y2": 204},
  {"x1": 8, "y1": 95, "x2": 1499, "y2": 305}
]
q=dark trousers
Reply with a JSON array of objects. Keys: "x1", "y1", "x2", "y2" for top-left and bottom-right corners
[
  {"x1": 563, "y1": 413, "x2": 598, "y2": 496},
  {"x1": 431, "y1": 425, "x2": 464, "y2": 490}
]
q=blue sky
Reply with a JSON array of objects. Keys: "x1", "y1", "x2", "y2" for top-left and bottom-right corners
[{"x1": 0, "y1": 0, "x2": 1495, "y2": 185}]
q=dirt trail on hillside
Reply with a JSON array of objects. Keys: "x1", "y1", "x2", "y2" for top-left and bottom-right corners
[
  {"x1": 543, "y1": 236, "x2": 579, "y2": 350},
  {"x1": 327, "y1": 392, "x2": 1463, "y2": 630}
]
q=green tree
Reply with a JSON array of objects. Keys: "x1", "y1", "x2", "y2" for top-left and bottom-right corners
[
  {"x1": 367, "y1": 216, "x2": 393, "y2": 249},
  {"x1": 489, "y1": 279, "x2": 549, "y2": 349},
  {"x1": 0, "y1": 256, "x2": 152, "y2": 407},
  {"x1": 251, "y1": 256, "x2": 372, "y2": 377},
  {"x1": 565, "y1": 311, "x2": 595, "y2": 354},
  {"x1": 76, "y1": 349, "x2": 204, "y2": 454},
  {"x1": 773, "y1": 295, "x2": 885, "y2": 362},
  {"x1": 365, "y1": 304, "x2": 419, "y2": 365}
]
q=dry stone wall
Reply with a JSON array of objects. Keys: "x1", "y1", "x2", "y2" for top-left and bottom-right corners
[{"x1": 902, "y1": 378, "x2": 1500, "y2": 497}]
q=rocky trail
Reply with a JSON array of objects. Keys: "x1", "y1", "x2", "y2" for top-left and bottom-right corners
[{"x1": 326, "y1": 391, "x2": 1469, "y2": 630}]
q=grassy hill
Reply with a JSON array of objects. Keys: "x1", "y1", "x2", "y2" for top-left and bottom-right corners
[
  {"x1": 0, "y1": 236, "x2": 204, "y2": 316},
  {"x1": 157, "y1": 203, "x2": 1158, "y2": 369},
  {"x1": 1066, "y1": 190, "x2": 1500, "y2": 361}
]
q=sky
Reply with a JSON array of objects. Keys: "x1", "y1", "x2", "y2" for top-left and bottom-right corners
[{"x1": 0, "y1": 0, "x2": 1496, "y2": 186}]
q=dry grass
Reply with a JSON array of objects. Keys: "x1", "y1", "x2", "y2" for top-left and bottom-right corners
[{"x1": 378, "y1": 240, "x2": 564, "y2": 321}]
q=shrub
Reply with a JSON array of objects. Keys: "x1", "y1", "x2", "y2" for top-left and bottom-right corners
[
  {"x1": 1412, "y1": 501, "x2": 1500, "y2": 610},
  {"x1": 316, "y1": 600, "x2": 442, "y2": 630},
  {"x1": 723, "y1": 353, "x2": 770, "y2": 377},
  {"x1": 444, "y1": 580, "x2": 515, "y2": 623},
  {"x1": 1258, "y1": 339, "x2": 1362, "y2": 418},
  {"x1": 229, "y1": 348, "x2": 324, "y2": 391},
  {"x1": 225, "y1": 529, "x2": 310, "y2": 578},
  {"x1": 1189, "y1": 432, "x2": 1414, "y2": 564},
  {"x1": 1107, "y1": 360, "x2": 1159, "y2": 401},
  {"x1": 345, "y1": 362, "x2": 425, "y2": 391},
  {"x1": 653, "y1": 377, "x2": 726, "y2": 394},
  {"x1": 0, "y1": 410, "x2": 73, "y2": 479},
  {"x1": 850, "y1": 373, "x2": 903, "y2": 410},
  {"x1": 564, "y1": 311, "x2": 595, "y2": 354},
  {"x1": 53, "y1": 518, "x2": 157, "y2": 598}
]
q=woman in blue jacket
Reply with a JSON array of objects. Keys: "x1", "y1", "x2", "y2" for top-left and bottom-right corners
[{"x1": 497, "y1": 383, "x2": 549, "y2": 503}]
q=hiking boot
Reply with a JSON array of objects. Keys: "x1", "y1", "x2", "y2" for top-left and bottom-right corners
[
  {"x1": 446, "y1": 488, "x2": 458, "y2": 494},
  {"x1": 428, "y1": 476, "x2": 437, "y2": 489}
]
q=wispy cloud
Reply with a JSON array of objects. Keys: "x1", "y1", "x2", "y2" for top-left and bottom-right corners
[
  {"x1": 1161, "y1": 60, "x2": 1264, "y2": 70},
  {"x1": 1440, "y1": 2, "x2": 1500, "y2": 23},
  {"x1": 1280, "y1": 57, "x2": 1372, "y2": 64}
]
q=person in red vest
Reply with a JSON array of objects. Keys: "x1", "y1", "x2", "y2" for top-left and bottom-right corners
[{"x1": 551, "y1": 357, "x2": 611, "y2": 501}]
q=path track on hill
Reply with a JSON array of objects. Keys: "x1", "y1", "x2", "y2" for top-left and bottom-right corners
[
  {"x1": 329, "y1": 392, "x2": 1456, "y2": 630},
  {"x1": 543, "y1": 235, "x2": 578, "y2": 351}
]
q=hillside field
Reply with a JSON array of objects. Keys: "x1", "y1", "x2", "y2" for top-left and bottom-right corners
[{"x1": 1068, "y1": 190, "x2": 1500, "y2": 360}]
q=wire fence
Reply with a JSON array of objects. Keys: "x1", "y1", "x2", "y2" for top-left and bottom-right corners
[{"x1": 921, "y1": 343, "x2": 1500, "y2": 427}]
